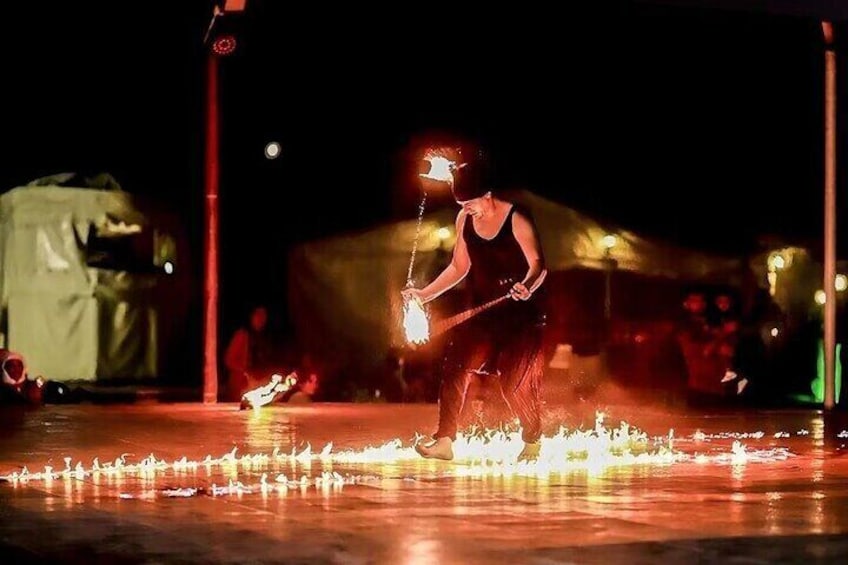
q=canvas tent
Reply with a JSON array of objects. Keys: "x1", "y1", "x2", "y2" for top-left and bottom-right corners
[
  {"x1": 287, "y1": 189, "x2": 742, "y2": 378},
  {"x1": 0, "y1": 174, "x2": 188, "y2": 382}
]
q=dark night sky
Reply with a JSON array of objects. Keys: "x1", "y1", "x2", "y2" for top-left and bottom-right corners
[{"x1": 4, "y1": 0, "x2": 848, "y2": 342}]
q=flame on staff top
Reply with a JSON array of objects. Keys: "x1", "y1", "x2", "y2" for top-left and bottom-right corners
[
  {"x1": 419, "y1": 148, "x2": 466, "y2": 186},
  {"x1": 240, "y1": 372, "x2": 297, "y2": 411},
  {"x1": 403, "y1": 296, "x2": 430, "y2": 344}
]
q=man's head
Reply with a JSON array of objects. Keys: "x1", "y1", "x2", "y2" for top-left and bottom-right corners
[
  {"x1": 715, "y1": 293, "x2": 733, "y2": 313},
  {"x1": 249, "y1": 306, "x2": 268, "y2": 332},
  {"x1": 300, "y1": 372, "x2": 319, "y2": 396},
  {"x1": 456, "y1": 191, "x2": 493, "y2": 219},
  {"x1": 450, "y1": 144, "x2": 491, "y2": 202},
  {"x1": 683, "y1": 291, "x2": 707, "y2": 315}
]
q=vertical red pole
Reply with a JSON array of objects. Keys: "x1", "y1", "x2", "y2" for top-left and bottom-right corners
[
  {"x1": 203, "y1": 51, "x2": 220, "y2": 404},
  {"x1": 822, "y1": 22, "x2": 836, "y2": 409}
]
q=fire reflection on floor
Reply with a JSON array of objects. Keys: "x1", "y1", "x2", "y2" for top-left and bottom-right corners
[{"x1": 1, "y1": 403, "x2": 847, "y2": 563}]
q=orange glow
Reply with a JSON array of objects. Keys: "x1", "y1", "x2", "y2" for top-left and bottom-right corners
[{"x1": 223, "y1": 0, "x2": 247, "y2": 11}]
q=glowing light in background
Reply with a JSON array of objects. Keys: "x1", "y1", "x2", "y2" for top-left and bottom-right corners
[
  {"x1": 264, "y1": 141, "x2": 281, "y2": 159},
  {"x1": 767, "y1": 251, "x2": 787, "y2": 296},
  {"x1": 768, "y1": 253, "x2": 786, "y2": 271},
  {"x1": 601, "y1": 234, "x2": 618, "y2": 250},
  {"x1": 211, "y1": 35, "x2": 237, "y2": 56}
]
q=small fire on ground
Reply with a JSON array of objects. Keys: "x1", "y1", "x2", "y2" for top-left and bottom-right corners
[{"x1": 0, "y1": 413, "x2": 800, "y2": 499}]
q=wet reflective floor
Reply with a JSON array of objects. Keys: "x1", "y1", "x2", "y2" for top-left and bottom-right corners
[{"x1": 2, "y1": 401, "x2": 848, "y2": 564}]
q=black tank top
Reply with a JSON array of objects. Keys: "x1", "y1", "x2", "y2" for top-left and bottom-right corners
[{"x1": 463, "y1": 204, "x2": 546, "y2": 322}]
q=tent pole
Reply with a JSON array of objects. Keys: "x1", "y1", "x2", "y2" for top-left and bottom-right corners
[
  {"x1": 822, "y1": 21, "x2": 836, "y2": 409},
  {"x1": 203, "y1": 51, "x2": 220, "y2": 404}
]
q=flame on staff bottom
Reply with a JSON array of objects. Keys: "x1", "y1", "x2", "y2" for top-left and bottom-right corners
[{"x1": 403, "y1": 296, "x2": 430, "y2": 344}]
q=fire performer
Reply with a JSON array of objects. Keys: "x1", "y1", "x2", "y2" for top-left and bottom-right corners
[
  {"x1": 224, "y1": 304, "x2": 274, "y2": 402},
  {"x1": 402, "y1": 141, "x2": 548, "y2": 461}
]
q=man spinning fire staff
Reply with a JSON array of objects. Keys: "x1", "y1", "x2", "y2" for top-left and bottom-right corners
[{"x1": 402, "y1": 139, "x2": 548, "y2": 462}]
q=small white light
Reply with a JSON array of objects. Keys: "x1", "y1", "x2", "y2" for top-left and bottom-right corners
[
  {"x1": 601, "y1": 234, "x2": 617, "y2": 250},
  {"x1": 265, "y1": 141, "x2": 281, "y2": 159},
  {"x1": 164, "y1": 261, "x2": 174, "y2": 275},
  {"x1": 770, "y1": 327, "x2": 779, "y2": 337},
  {"x1": 436, "y1": 227, "x2": 451, "y2": 240},
  {"x1": 836, "y1": 274, "x2": 847, "y2": 292},
  {"x1": 768, "y1": 252, "x2": 786, "y2": 271},
  {"x1": 815, "y1": 290, "x2": 826, "y2": 305}
]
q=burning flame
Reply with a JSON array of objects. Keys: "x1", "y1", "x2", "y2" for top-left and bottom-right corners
[
  {"x1": 402, "y1": 296, "x2": 430, "y2": 344},
  {"x1": 420, "y1": 150, "x2": 465, "y2": 186},
  {"x1": 240, "y1": 372, "x2": 297, "y2": 411},
  {"x1": 1, "y1": 412, "x2": 797, "y2": 499}
]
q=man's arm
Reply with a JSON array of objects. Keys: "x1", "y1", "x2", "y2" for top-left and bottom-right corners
[
  {"x1": 416, "y1": 211, "x2": 472, "y2": 304},
  {"x1": 511, "y1": 209, "x2": 547, "y2": 296}
]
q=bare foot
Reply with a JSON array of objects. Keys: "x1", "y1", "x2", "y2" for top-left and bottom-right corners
[
  {"x1": 415, "y1": 436, "x2": 454, "y2": 460},
  {"x1": 517, "y1": 441, "x2": 541, "y2": 462}
]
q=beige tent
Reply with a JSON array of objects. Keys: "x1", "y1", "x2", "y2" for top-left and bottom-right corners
[
  {"x1": 0, "y1": 174, "x2": 188, "y2": 382},
  {"x1": 287, "y1": 189, "x2": 741, "y2": 376}
]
